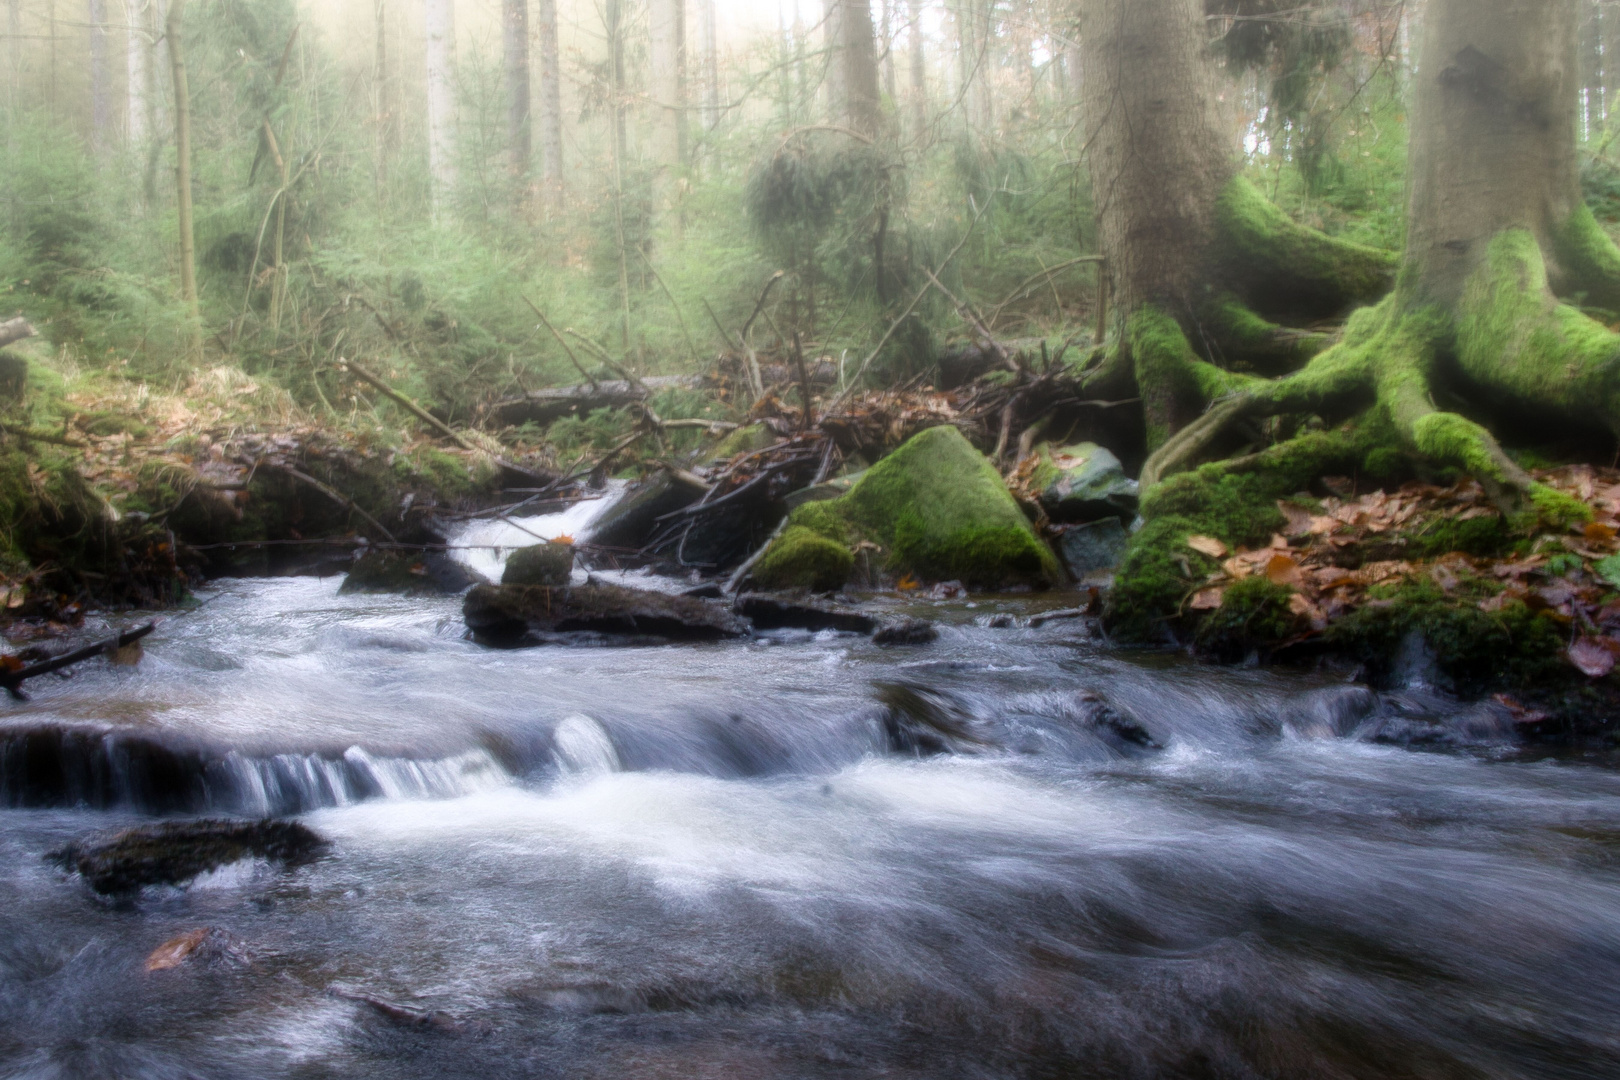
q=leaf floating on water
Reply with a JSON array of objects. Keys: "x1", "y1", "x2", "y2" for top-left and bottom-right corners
[
  {"x1": 146, "y1": 928, "x2": 210, "y2": 972},
  {"x1": 1568, "y1": 636, "x2": 1618, "y2": 678},
  {"x1": 1186, "y1": 535, "x2": 1227, "y2": 559}
]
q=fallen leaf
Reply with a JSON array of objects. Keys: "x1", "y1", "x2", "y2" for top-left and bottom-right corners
[
  {"x1": 1277, "y1": 501, "x2": 1314, "y2": 538},
  {"x1": 1569, "y1": 636, "x2": 1617, "y2": 678},
  {"x1": 1586, "y1": 521, "x2": 1618, "y2": 546},
  {"x1": 1186, "y1": 535, "x2": 1228, "y2": 559},
  {"x1": 1491, "y1": 693, "x2": 1551, "y2": 725},
  {"x1": 896, "y1": 574, "x2": 920, "y2": 592},
  {"x1": 551, "y1": 534, "x2": 575, "y2": 546},
  {"x1": 1189, "y1": 587, "x2": 1224, "y2": 611},
  {"x1": 146, "y1": 929, "x2": 210, "y2": 972},
  {"x1": 1264, "y1": 554, "x2": 1302, "y2": 587}
]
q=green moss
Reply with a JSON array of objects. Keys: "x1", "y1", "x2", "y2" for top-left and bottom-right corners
[
  {"x1": 711, "y1": 422, "x2": 777, "y2": 461},
  {"x1": 1529, "y1": 483, "x2": 1593, "y2": 529},
  {"x1": 1193, "y1": 577, "x2": 1297, "y2": 662},
  {"x1": 838, "y1": 425, "x2": 1063, "y2": 588},
  {"x1": 502, "y1": 543, "x2": 575, "y2": 587},
  {"x1": 1214, "y1": 175, "x2": 1398, "y2": 316},
  {"x1": 752, "y1": 525, "x2": 853, "y2": 592},
  {"x1": 1106, "y1": 514, "x2": 1211, "y2": 642},
  {"x1": 789, "y1": 499, "x2": 851, "y2": 546},
  {"x1": 1199, "y1": 294, "x2": 1331, "y2": 374},
  {"x1": 398, "y1": 446, "x2": 498, "y2": 502},
  {"x1": 1553, "y1": 202, "x2": 1620, "y2": 312},
  {"x1": 1128, "y1": 307, "x2": 1258, "y2": 450},
  {"x1": 1323, "y1": 580, "x2": 1565, "y2": 697}
]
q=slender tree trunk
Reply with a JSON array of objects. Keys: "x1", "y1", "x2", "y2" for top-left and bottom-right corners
[
  {"x1": 879, "y1": 0, "x2": 895, "y2": 105},
  {"x1": 124, "y1": 0, "x2": 148, "y2": 146},
  {"x1": 424, "y1": 0, "x2": 457, "y2": 216},
  {"x1": 649, "y1": 0, "x2": 687, "y2": 169},
  {"x1": 830, "y1": 0, "x2": 882, "y2": 136},
  {"x1": 502, "y1": 0, "x2": 531, "y2": 202},
  {"x1": 374, "y1": 0, "x2": 396, "y2": 199},
  {"x1": 907, "y1": 0, "x2": 925, "y2": 136},
  {"x1": 88, "y1": 0, "x2": 110, "y2": 150},
  {"x1": 535, "y1": 0, "x2": 563, "y2": 205},
  {"x1": 700, "y1": 0, "x2": 719, "y2": 132},
  {"x1": 166, "y1": 0, "x2": 200, "y2": 358}
]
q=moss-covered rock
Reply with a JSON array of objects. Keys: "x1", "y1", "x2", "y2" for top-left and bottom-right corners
[
  {"x1": 341, "y1": 549, "x2": 482, "y2": 595},
  {"x1": 756, "y1": 426, "x2": 1064, "y2": 591},
  {"x1": 752, "y1": 526, "x2": 854, "y2": 592},
  {"x1": 502, "y1": 543, "x2": 575, "y2": 587},
  {"x1": 1029, "y1": 442, "x2": 1138, "y2": 523}
]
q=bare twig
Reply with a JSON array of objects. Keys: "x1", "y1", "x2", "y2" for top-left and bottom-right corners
[
  {"x1": 523, "y1": 296, "x2": 598, "y2": 390},
  {"x1": 341, "y1": 359, "x2": 476, "y2": 451}
]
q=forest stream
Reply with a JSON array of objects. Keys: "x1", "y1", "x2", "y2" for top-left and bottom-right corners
[{"x1": 3, "y1": 555, "x2": 1620, "y2": 1077}]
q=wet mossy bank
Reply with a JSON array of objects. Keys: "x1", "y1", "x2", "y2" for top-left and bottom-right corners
[{"x1": 1103, "y1": 424, "x2": 1620, "y2": 743}]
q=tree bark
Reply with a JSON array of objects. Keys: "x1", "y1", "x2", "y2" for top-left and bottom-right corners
[
  {"x1": 906, "y1": 0, "x2": 925, "y2": 136},
  {"x1": 424, "y1": 0, "x2": 457, "y2": 216},
  {"x1": 502, "y1": 0, "x2": 531, "y2": 200},
  {"x1": 166, "y1": 0, "x2": 201, "y2": 358},
  {"x1": 535, "y1": 0, "x2": 564, "y2": 206},
  {"x1": 649, "y1": 0, "x2": 688, "y2": 170},
  {"x1": 828, "y1": 0, "x2": 883, "y2": 137},
  {"x1": 124, "y1": 0, "x2": 149, "y2": 147},
  {"x1": 700, "y1": 0, "x2": 719, "y2": 133},
  {"x1": 374, "y1": 0, "x2": 397, "y2": 197},
  {"x1": 89, "y1": 0, "x2": 110, "y2": 151}
]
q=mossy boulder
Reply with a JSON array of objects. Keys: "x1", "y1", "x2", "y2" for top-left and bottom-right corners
[
  {"x1": 341, "y1": 549, "x2": 482, "y2": 595},
  {"x1": 756, "y1": 425, "x2": 1064, "y2": 591},
  {"x1": 502, "y1": 542, "x2": 575, "y2": 587},
  {"x1": 1030, "y1": 442, "x2": 1138, "y2": 523},
  {"x1": 752, "y1": 526, "x2": 853, "y2": 592}
]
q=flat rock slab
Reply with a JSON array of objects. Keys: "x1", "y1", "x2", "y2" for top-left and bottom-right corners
[
  {"x1": 465, "y1": 583, "x2": 749, "y2": 645},
  {"x1": 50, "y1": 819, "x2": 328, "y2": 894}
]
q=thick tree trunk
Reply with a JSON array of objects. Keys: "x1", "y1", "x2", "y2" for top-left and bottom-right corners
[
  {"x1": 502, "y1": 0, "x2": 530, "y2": 198},
  {"x1": 424, "y1": 0, "x2": 457, "y2": 216},
  {"x1": 535, "y1": 0, "x2": 564, "y2": 205},
  {"x1": 829, "y1": 0, "x2": 883, "y2": 137}
]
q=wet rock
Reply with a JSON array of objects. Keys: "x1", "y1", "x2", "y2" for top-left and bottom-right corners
[
  {"x1": 736, "y1": 593, "x2": 877, "y2": 634},
  {"x1": 340, "y1": 549, "x2": 484, "y2": 595},
  {"x1": 752, "y1": 527, "x2": 853, "y2": 592},
  {"x1": 1027, "y1": 606, "x2": 1093, "y2": 629},
  {"x1": 872, "y1": 617, "x2": 939, "y2": 646},
  {"x1": 588, "y1": 470, "x2": 703, "y2": 550},
  {"x1": 50, "y1": 819, "x2": 328, "y2": 895},
  {"x1": 502, "y1": 542, "x2": 575, "y2": 587},
  {"x1": 464, "y1": 582, "x2": 749, "y2": 645},
  {"x1": 1058, "y1": 518, "x2": 1130, "y2": 580},
  {"x1": 754, "y1": 426, "x2": 1064, "y2": 592},
  {"x1": 331, "y1": 988, "x2": 493, "y2": 1036},
  {"x1": 1032, "y1": 442, "x2": 1138, "y2": 524}
]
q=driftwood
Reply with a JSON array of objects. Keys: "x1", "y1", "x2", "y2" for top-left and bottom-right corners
[
  {"x1": 486, "y1": 374, "x2": 704, "y2": 428},
  {"x1": 0, "y1": 317, "x2": 36, "y2": 350},
  {"x1": 3, "y1": 623, "x2": 156, "y2": 700}
]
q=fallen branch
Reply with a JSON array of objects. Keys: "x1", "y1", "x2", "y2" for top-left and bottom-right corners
[
  {"x1": 522, "y1": 296, "x2": 598, "y2": 391},
  {"x1": 0, "y1": 317, "x2": 36, "y2": 350},
  {"x1": 724, "y1": 517, "x2": 789, "y2": 595},
  {"x1": 740, "y1": 272, "x2": 785, "y2": 401},
  {"x1": 341, "y1": 359, "x2": 476, "y2": 452},
  {"x1": 3, "y1": 623, "x2": 156, "y2": 701}
]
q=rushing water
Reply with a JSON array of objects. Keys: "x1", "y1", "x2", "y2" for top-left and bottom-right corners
[{"x1": 2, "y1": 577, "x2": 1619, "y2": 1078}]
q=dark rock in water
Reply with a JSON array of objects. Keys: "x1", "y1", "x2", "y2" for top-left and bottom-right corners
[
  {"x1": 1027, "y1": 606, "x2": 1093, "y2": 629},
  {"x1": 873, "y1": 617, "x2": 939, "y2": 646},
  {"x1": 1033, "y1": 443, "x2": 1139, "y2": 524},
  {"x1": 464, "y1": 583, "x2": 749, "y2": 645},
  {"x1": 1059, "y1": 518, "x2": 1130, "y2": 580},
  {"x1": 589, "y1": 471, "x2": 703, "y2": 550},
  {"x1": 737, "y1": 593, "x2": 877, "y2": 634},
  {"x1": 502, "y1": 543, "x2": 575, "y2": 587},
  {"x1": 341, "y1": 549, "x2": 484, "y2": 595},
  {"x1": 50, "y1": 819, "x2": 328, "y2": 894}
]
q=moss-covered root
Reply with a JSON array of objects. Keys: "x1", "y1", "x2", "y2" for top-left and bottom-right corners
[
  {"x1": 1554, "y1": 203, "x2": 1620, "y2": 314},
  {"x1": 1214, "y1": 175, "x2": 1399, "y2": 317},
  {"x1": 1198, "y1": 294, "x2": 1333, "y2": 376},
  {"x1": 1128, "y1": 306, "x2": 1258, "y2": 452}
]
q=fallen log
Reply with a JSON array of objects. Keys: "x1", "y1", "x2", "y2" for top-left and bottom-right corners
[
  {"x1": 486, "y1": 374, "x2": 704, "y2": 428},
  {"x1": 2, "y1": 623, "x2": 156, "y2": 701}
]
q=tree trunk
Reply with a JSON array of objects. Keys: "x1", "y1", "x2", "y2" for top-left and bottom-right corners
[
  {"x1": 89, "y1": 0, "x2": 110, "y2": 151},
  {"x1": 124, "y1": 0, "x2": 149, "y2": 147},
  {"x1": 502, "y1": 0, "x2": 531, "y2": 201},
  {"x1": 828, "y1": 0, "x2": 883, "y2": 137},
  {"x1": 1149, "y1": 0, "x2": 1620, "y2": 519},
  {"x1": 700, "y1": 0, "x2": 719, "y2": 133},
  {"x1": 906, "y1": 0, "x2": 925, "y2": 136},
  {"x1": 648, "y1": 0, "x2": 687, "y2": 170},
  {"x1": 535, "y1": 0, "x2": 563, "y2": 206},
  {"x1": 166, "y1": 0, "x2": 200, "y2": 358},
  {"x1": 374, "y1": 0, "x2": 396, "y2": 198},
  {"x1": 424, "y1": 0, "x2": 457, "y2": 216}
]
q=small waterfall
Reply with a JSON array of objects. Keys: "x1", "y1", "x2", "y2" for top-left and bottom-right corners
[
  {"x1": 449, "y1": 482, "x2": 628, "y2": 584},
  {"x1": 551, "y1": 714, "x2": 622, "y2": 777},
  {"x1": 0, "y1": 725, "x2": 510, "y2": 815}
]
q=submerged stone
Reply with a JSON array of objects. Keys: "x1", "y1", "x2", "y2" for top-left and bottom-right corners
[
  {"x1": 1059, "y1": 518, "x2": 1130, "y2": 580},
  {"x1": 1033, "y1": 442, "x2": 1138, "y2": 523},
  {"x1": 50, "y1": 819, "x2": 328, "y2": 895},
  {"x1": 872, "y1": 617, "x2": 939, "y2": 646},
  {"x1": 341, "y1": 550, "x2": 483, "y2": 595},
  {"x1": 502, "y1": 542, "x2": 575, "y2": 587},
  {"x1": 755, "y1": 426, "x2": 1064, "y2": 591},
  {"x1": 464, "y1": 582, "x2": 749, "y2": 645}
]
